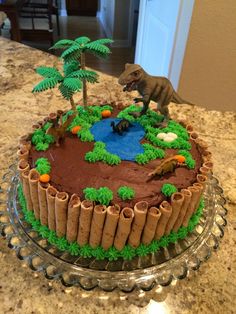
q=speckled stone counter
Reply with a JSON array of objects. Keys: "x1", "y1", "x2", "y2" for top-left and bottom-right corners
[{"x1": 0, "y1": 37, "x2": 235, "y2": 314}]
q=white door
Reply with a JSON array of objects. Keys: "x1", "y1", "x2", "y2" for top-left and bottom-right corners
[{"x1": 135, "y1": 0, "x2": 194, "y2": 89}]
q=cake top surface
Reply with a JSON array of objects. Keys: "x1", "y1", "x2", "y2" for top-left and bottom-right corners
[{"x1": 28, "y1": 104, "x2": 202, "y2": 208}]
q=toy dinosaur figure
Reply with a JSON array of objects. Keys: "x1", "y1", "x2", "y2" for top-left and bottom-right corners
[
  {"x1": 111, "y1": 119, "x2": 132, "y2": 135},
  {"x1": 118, "y1": 64, "x2": 193, "y2": 121},
  {"x1": 148, "y1": 155, "x2": 186, "y2": 179},
  {"x1": 46, "y1": 113, "x2": 76, "y2": 146}
]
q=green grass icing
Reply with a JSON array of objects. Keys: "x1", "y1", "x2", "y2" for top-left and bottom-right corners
[
  {"x1": 85, "y1": 141, "x2": 121, "y2": 166},
  {"x1": 18, "y1": 184, "x2": 204, "y2": 261},
  {"x1": 118, "y1": 186, "x2": 135, "y2": 200},
  {"x1": 135, "y1": 143, "x2": 165, "y2": 165},
  {"x1": 161, "y1": 183, "x2": 178, "y2": 197},
  {"x1": 83, "y1": 187, "x2": 113, "y2": 206},
  {"x1": 35, "y1": 157, "x2": 51, "y2": 175}
]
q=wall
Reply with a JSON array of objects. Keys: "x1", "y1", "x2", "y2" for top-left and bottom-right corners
[
  {"x1": 178, "y1": 0, "x2": 236, "y2": 111},
  {"x1": 98, "y1": 0, "x2": 132, "y2": 46},
  {"x1": 98, "y1": 0, "x2": 115, "y2": 38},
  {"x1": 113, "y1": 0, "x2": 131, "y2": 42}
]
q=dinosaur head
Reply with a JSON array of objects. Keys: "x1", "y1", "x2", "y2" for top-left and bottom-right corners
[{"x1": 118, "y1": 63, "x2": 143, "y2": 91}]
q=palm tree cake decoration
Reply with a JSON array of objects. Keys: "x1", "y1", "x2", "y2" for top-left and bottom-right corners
[
  {"x1": 32, "y1": 36, "x2": 113, "y2": 145},
  {"x1": 32, "y1": 36, "x2": 113, "y2": 110}
]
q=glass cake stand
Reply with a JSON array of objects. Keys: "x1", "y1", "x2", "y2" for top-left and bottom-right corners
[{"x1": 0, "y1": 163, "x2": 227, "y2": 293}]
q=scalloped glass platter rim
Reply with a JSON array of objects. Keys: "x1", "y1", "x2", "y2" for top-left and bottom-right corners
[{"x1": 0, "y1": 163, "x2": 227, "y2": 291}]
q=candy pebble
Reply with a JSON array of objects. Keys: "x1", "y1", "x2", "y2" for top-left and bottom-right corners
[
  {"x1": 101, "y1": 110, "x2": 112, "y2": 118},
  {"x1": 39, "y1": 174, "x2": 50, "y2": 183},
  {"x1": 174, "y1": 155, "x2": 186, "y2": 163},
  {"x1": 71, "y1": 126, "x2": 81, "y2": 134}
]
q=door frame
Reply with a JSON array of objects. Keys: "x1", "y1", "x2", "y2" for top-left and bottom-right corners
[{"x1": 135, "y1": 0, "x2": 195, "y2": 89}]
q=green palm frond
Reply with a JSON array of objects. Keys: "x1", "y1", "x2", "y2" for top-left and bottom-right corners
[
  {"x1": 61, "y1": 45, "x2": 81, "y2": 62},
  {"x1": 50, "y1": 39, "x2": 75, "y2": 49},
  {"x1": 69, "y1": 69, "x2": 98, "y2": 83},
  {"x1": 36, "y1": 66, "x2": 63, "y2": 80},
  {"x1": 63, "y1": 61, "x2": 80, "y2": 76},
  {"x1": 75, "y1": 36, "x2": 91, "y2": 45},
  {"x1": 63, "y1": 77, "x2": 82, "y2": 92},
  {"x1": 84, "y1": 42, "x2": 111, "y2": 58},
  {"x1": 58, "y1": 83, "x2": 74, "y2": 100},
  {"x1": 89, "y1": 38, "x2": 113, "y2": 45},
  {"x1": 32, "y1": 77, "x2": 59, "y2": 93}
]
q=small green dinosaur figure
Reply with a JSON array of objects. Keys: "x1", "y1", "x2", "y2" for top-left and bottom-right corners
[
  {"x1": 147, "y1": 155, "x2": 186, "y2": 180},
  {"x1": 118, "y1": 64, "x2": 193, "y2": 121},
  {"x1": 46, "y1": 113, "x2": 76, "y2": 146}
]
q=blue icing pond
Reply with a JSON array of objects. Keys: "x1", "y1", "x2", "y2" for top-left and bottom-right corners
[{"x1": 90, "y1": 118, "x2": 145, "y2": 161}]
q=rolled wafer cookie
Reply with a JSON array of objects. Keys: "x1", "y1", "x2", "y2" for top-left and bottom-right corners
[
  {"x1": 17, "y1": 159, "x2": 29, "y2": 182},
  {"x1": 77, "y1": 200, "x2": 94, "y2": 246},
  {"x1": 89, "y1": 204, "x2": 107, "y2": 248},
  {"x1": 203, "y1": 161, "x2": 213, "y2": 171},
  {"x1": 141, "y1": 207, "x2": 161, "y2": 245},
  {"x1": 38, "y1": 182, "x2": 49, "y2": 226},
  {"x1": 114, "y1": 207, "x2": 134, "y2": 251},
  {"x1": 155, "y1": 201, "x2": 172, "y2": 240},
  {"x1": 19, "y1": 140, "x2": 31, "y2": 151},
  {"x1": 21, "y1": 170, "x2": 33, "y2": 211},
  {"x1": 182, "y1": 186, "x2": 199, "y2": 227},
  {"x1": 186, "y1": 124, "x2": 194, "y2": 132},
  {"x1": 197, "y1": 174, "x2": 208, "y2": 188},
  {"x1": 199, "y1": 166, "x2": 210, "y2": 177},
  {"x1": 173, "y1": 189, "x2": 192, "y2": 232},
  {"x1": 66, "y1": 194, "x2": 81, "y2": 243},
  {"x1": 193, "y1": 182, "x2": 204, "y2": 212},
  {"x1": 165, "y1": 193, "x2": 184, "y2": 235},
  {"x1": 201, "y1": 161, "x2": 213, "y2": 179},
  {"x1": 101, "y1": 204, "x2": 120, "y2": 250},
  {"x1": 17, "y1": 146, "x2": 29, "y2": 161},
  {"x1": 189, "y1": 132, "x2": 198, "y2": 141},
  {"x1": 128, "y1": 201, "x2": 148, "y2": 248},
  {"x1": 202, "y1": 150, "x2": 212, "y2": 162},
  {"x1": 29, "y1": 169, "x2": 40, "y2": 219},
  {"x1": 46, "y1": 186, "x2": 57, "y2": 231},
  {"x1": 55, "y1": 191, "x2": 69, "y2": 237},
  {"x1": 19, "y1": 133, "x2": 32, "y2": 150}
]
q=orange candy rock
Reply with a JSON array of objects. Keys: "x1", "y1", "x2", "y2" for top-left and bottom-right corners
[
  {"x1": 71, "y1": 125, "x2": 81, "y2": 134},
  {"x1": 39, "y1": 174, "x2": 50, "y2": 183},
  {"x1": 101, "y1": 110, "x2": 111, "y2": 118},
  {"x1": 174, "y1": 155, "x2": 186, "y2": 163}
]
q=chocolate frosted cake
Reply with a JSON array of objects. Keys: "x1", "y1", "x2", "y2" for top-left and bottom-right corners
[
  {"x1": 17, "y1": 104, "x2": 212, "y2": 260},
  {"x1": 16, "y1": 36, "x2": 213, "y2": 261}
]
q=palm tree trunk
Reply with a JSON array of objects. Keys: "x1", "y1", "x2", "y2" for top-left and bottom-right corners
[
  {"x1": 70, "y1": 96, "x2": 76, "y2": 112},
  {"x1": 80, "y1": 52, "x2": 87, "y2": 108}
]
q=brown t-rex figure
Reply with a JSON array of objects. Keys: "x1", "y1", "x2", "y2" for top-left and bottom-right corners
[{"x1": 118, "y1": 63, "x2": 193, "y2": 120}]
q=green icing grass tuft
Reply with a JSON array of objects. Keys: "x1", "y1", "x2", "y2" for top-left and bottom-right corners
[
  {"x1": 31, "y1": 125, "x2": 55, "y2": 151},
  {"x1": 135, "y1": 143, "x2": 165, "y2": 165},
  {"x1": 83, "y1": 187, "x2": 113, "y2": 206},
  {"x1": 35, "y1": 157, "x2": 51, "y2": 175},
  {"x1": 161, "y1": 183, "x2": 178, "y2": 197},
  {"x1": 85, "y1": 141, "x2": 121, "y2": 166},
  {"x1": 118, "y1": 186, "x2": 135, "y2": 200}
]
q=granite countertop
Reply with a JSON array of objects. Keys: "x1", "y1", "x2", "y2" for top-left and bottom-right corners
[{"x1": 0, "y1": 37, "x2": 235, "y2": 314}]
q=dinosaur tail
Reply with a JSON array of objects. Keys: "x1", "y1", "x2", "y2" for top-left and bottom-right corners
[{"x1": 171, "y1": 91, "x2": 195, "y2": 105}]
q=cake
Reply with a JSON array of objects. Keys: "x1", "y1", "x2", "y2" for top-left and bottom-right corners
[{"x1": 16, "y1": 36, "x2": 213, "y2": 261}]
